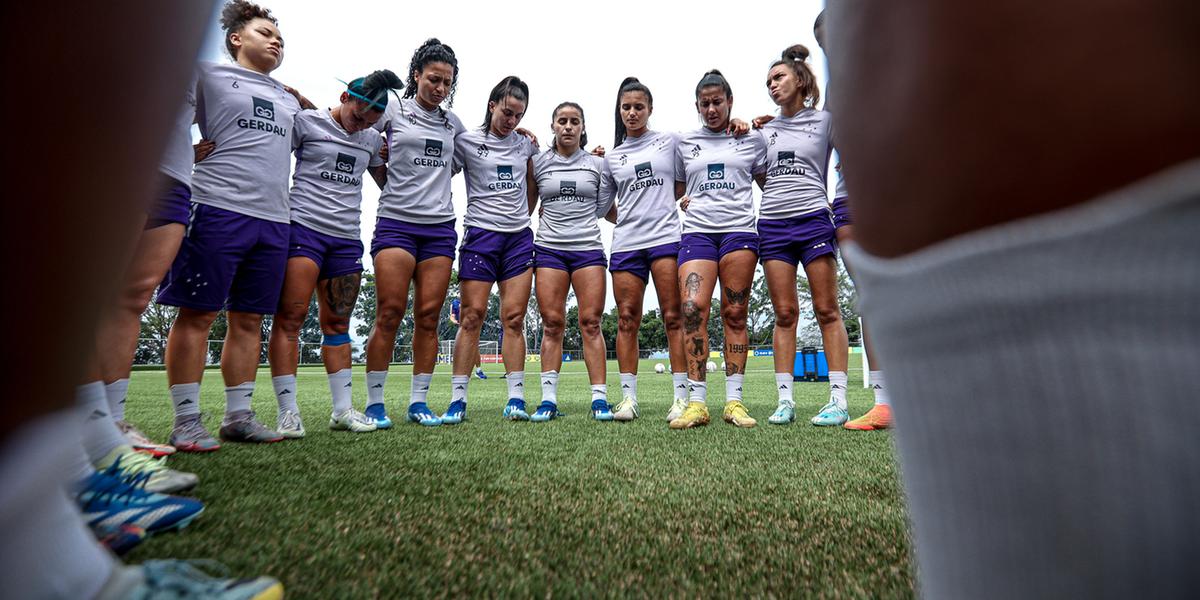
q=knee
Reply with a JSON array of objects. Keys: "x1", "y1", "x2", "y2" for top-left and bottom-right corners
[
  {"x1": 412, "y1": 305, "x2": 440, "y2": 332},
  {"x1": 542, "y1": 312, "x2": 565, "y2": 337},
  {"x1": 176, "y1": 309, "x2": 218, "y2": 332},
  {"x1": 661, "y1": 308, "x2": 682, "y2": 332},
  {"x1": 321, "y1": 318, "x2": 350, "y2": 336},
  {"x1": 502, "y1": 312, "x2": 525, "y2": 333},
  {"x1": 617, "y1": 307, "x2": 640, "y2": 333},
  {"x1": 721, "y1": 305, "x2": 747, "y2": 331},
  {"x1": 579, "y1": 314, "x2": 601, "y2": 338},
  {"x1": 774, "y1": 304, "x2": 799, "y2": 329},
  {"x1": 458, "y1": 307, "x2": 484, "y2": 331},
  {"x1": 681, "y1": 299, "x2": 707, "y2": 332},
  {"x1": 375, "y1": 301, "x2": 405, "y2": 330},
  {"x1": 120, "y1": 277, "x2": 160, "y2": 314},
  {"x1": 814, "y1": 302, "x2": 843, "y2": 328},
  {"x1": 229, "y1": 314, "x2": 262, "y2": 336}
]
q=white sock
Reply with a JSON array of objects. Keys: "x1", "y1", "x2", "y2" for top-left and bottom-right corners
[
  {"x1": 365, "y1": 370, "x2": 387, "y2": 408},
  {"x1": 829, "y1": 371, "x2": 848, "y2": 410},
  {"x1": 870, "y1": 371, "x2": 890, "y2": 406},
  {"x1": 451, "y1": 375, "x2": 469, "y2": 404},
  {"x1": 688, "y1": 379, "x2": 708, "y2": 403},
  {"x1": 620, "y1": 372, "x2": 637, "y2": 400},
  {"x1": 328, "y1": 368, "x2": 352, "y2": 414},
  {"x1": 105, "y1": 378, "x2": 130, "y2": 421},
  {"x1": 591, "y1": 384, "x2": 608, "y2": 403},
  {"x1": 672, "y1": 372, "x2": 688, "y2": 401},
  {"x1": 726, "y1": 374, "x2": 745, "y2": 403},
  {"x1": 273, "y1": 374, "x2": 298, "y2": 414},
  {"x1": 77, "y1": 382, "x2": 127, "y2": 462},
  {"x1": 410, "y1": 373, "x2": 433, "y2": 406},
  {"x1": 506, "y1": 371, "x2": 526, "y2": 400},
  {"x1": 224, "y1": 381, "x2": 255, "y2": 417},
  {"x1": 170, "y1": 382, "x2": 201, "y2": 422},
  {"x1": 1, "y1": 412, "x2": 115, "y2": 600},
  {"x1": 776, "y1": 373, "x2": 795, "y2": 406},
  {"x1": 540, "y1": 371, "x2": 559, "y2": 405}
]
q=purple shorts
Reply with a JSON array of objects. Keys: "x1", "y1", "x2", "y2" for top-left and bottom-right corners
[
  {"x1": 370, "y1": 217, "x2": 457, "y2": 263},
  {"x1": 157, "y1": 203, "x2": 289, "y2": 314},
  {"x1": 832, "y1": 197, "x2": 852, "y2": 229},
  {"x1": 145, "y1": 177, "x2": 191, "y2": 230},
  {"x1": 534, "y1": 245, "x2": 607, "y2": 275},
  {"x1": 609, "y1": 242, "x2": 679, "y2": 283},
  {"x1": 758, "y1": 211, "x2": 838, "y2": 267},
  {"x1": 678, "y1": 232, "x2": 759, "y2": 265},
  {"x1": 459, "y1": 226, "x2": 534, "y2": 282},
  {"x1": 288, "y1": 222, "x2": 364, "y2": 280}
]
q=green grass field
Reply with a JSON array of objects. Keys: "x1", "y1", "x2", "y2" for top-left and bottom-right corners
[{"x1": 120, "y1": 356, "x2": 913, "y2": 598}]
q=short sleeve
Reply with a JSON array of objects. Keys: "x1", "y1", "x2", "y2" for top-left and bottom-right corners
[
  {"x1": 597, "y1": 158, "x2": 616, "y2": 217},
  {"x1": 673, "y1": 143, "x2": 686, "y2": 184},
  {"x1": 291, "y1": 112, "x2": 308, "y2": 151},
  {"x1": 372, "y1": 101, "x2": 396, "y2": 133},
  {"x1": 752, "y1": 131, "x2": 769, "y2": 176},
  {"x1": 368, "y1": 132, "x2": 385, "y2": 168}
]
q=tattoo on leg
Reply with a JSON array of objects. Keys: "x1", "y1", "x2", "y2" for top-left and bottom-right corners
[
  {"x1": 682, "y1": 300, "x2": 702, "y2": 333},
  {"x1": 684, "y1": 272, "x2": 702, "y2": 297},
  {"x1": 724, "y1": 286, "x2": 750, "y2": 305},
  {"x1": 725, "y1": 361, "x2": 745, "y2": 376},
  {"x1": 689, "y1": 337, "x2": 705, "y2": 358},
  {"x1": 324, "y1": 273, "x2": 361, "y2": 318}
]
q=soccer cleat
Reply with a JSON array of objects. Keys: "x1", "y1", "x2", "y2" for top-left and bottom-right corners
[
  {"x1": 502, "y1": 398, "x2": 530, "y2": 421},
  {"x1": 723, "y1": 401, "x2": 757, "y2": 428},
  {"x1": 116, "y1": 420, "x2": 176, "y2": 457},
  {"x1": 330, "y1": 408, "x2": 379, "y2": 432},
  {"x1": 612, "y1": 396, "x2": 638, "y2": 422},
  {"x1": 77, "y1": 470, "x2": 204, "y2": 535},
  {"x1": 768, "y1": 403, "x2": 795, "y2": 425},
  {"x1": 810, "y1": 400, "x2": 850, "y2": 427},
  {"x1": 219, "y1": 410, "x2": 284, "y2": 444},
  {"x1": 407, "y1": 402, "x2": 443, "y2": 427},
  {"x1": 169, "y1": 414, "x2": 221, "y2": 453},
  {"x1": 94, "y1": 523, "x2": 147, "y2": 557},
  {"x1": 530, "y1": 401, "x2": 559, "y2": 422},
  {"x1": 844, "y1": 404, "x2": 893, "y2": 431},
  {"x1": 104, "y1": 560, "x2": 284, "y2": 600},
  {"x1": 364, "y1": 403, "x2": 393, "y2": 429},
  {"x1": 666, "y1": 398, "x2": 688, "y2": 422},
  {"x1": 441, "y1": 400, "x2": 467, "y2": 425},
  {"x1": 475, "y1": 368, "x2": 488, "y2": 379},
  {"x1": 95, "y1": 445, "x2": 198, "y2": 494},
  {"x1": 276, "y1": 409, "x2": 305, "y2": 439},
  {"x1": 592, "y1": 399, "x2": 614, "y2": 421},
  {"x1": 669, "y1": 402, "x2": 711, "y2": 430}
]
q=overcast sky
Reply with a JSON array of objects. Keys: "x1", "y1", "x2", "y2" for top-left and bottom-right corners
[{"x1": 197, "y1": 0, "x2": 829, "y2": 315}]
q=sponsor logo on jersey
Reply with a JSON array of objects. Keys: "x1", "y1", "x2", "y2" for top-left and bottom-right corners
[
  {"x1": 560, "y1": 180, "x2": 576, "y2": 196},
  {"x1": 336, "y1": 152, "x2": 356, "y2": 174},
  {"x1": 777, "y1": 151, "x2": 795, "y2": 166},
  {"x1": 768, "y1": 150, "x2": 807, "y2": 177},
  {"x1": 698, "y1": 163, "x2": 734, "y2": 191},
  {"x1": 253, "y1": 97, "x2": 275, "y2": 120},
  {"x1": 635, "y1": 162, "x2": 653, "y2": 180},
  {"x1": 424, "y1": 139, "x2": 442, "y2": 157},
  {"x1": 707, "y1": 164, "x2": 725, "y2": 180},
  {"x1": 488, "y1": 165, "x2": 519, "y2": 191},
  {"x1": 497, "y1": 165, "x2": 513, "y2": 180},
  {"x1": 629, "y1": 161, "x2": 663, "y2": 191}
]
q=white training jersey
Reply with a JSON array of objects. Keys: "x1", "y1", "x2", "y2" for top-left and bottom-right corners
[
  {"x1": 759, "y1": 109, "x2": 834, "y2": 218},
  {"x1": 373, "y1": 97, "x2": 466, "y2": 224},
  {"x1": 287, "y1": 109, "x2": 385, "y2": 240},
  {"x1": 599, "y1": 130, "x2": 682, "y2": 252},
  {"x1": 674, "y1": 128, "x2": 768, "y2": 234},
  {"x1": 831, "y1": 147, "x2": 848, "y2": 200},
  {"x1": 190, "y1": 61, "x2": 302, "y2": 223},
  {"x1": 454, "y1": 127, "x2": 539, "y2": 232},
  {"x1": 532, "y1": 148, "x2": 605, "y2": 250},
  {"x1": 159, "y1": 74, "x2": 198, "y2": 186}
]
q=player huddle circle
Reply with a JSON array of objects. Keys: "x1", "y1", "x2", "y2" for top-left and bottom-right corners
[{"x1": 131, "y1": 1, "x2": 887, "y2": 456}]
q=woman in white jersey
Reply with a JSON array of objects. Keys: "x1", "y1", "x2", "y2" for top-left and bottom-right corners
[
  {"x1": 447, "y1": 76, "x2": 539, "y2": 423},
  {"x1": 266, "y1": 71, "x2": 400, "y2": 438},
  {"x1": 756, "y1": 45, "x2": 852, "y2": 427},
  {"x1": 528, "y1": 102, "x2": 612, "y2": 422},
  {"x1": 671, "y1": 70, "x2": 767, "y2": 430},
  {"x1": 158, "y1": 0, "x2": 303, "y2": 451},
  {"x1": 361, "y1": 39, "x2": 466, "y2": 429}
]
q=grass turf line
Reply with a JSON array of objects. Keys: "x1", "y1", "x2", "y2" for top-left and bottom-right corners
[{"x1": 121, "y1": 356, "x2": 913, "y2": 598}]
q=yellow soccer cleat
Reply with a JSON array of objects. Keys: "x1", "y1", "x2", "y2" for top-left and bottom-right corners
[
  {"x1": 669, "y1": 402, "x2": 710, "y2": 429},
  {"x1": 722, "y1": 401, "x2": 757, "y2": 428}
]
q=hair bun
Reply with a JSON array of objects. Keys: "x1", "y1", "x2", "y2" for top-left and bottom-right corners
[
  {"x1": 705, "y1": 69, "x2": 724, "y2": 77},
  {"x1": 782, "y1": 44, "x2": 810, "y2": 62}
]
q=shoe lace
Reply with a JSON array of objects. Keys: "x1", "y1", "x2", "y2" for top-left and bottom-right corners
[
  {"x1": 176, "y1": 415, "x2": 213, "y2": 440},
  {"x1": 279, "y1": 410, "x2": 302, "y2": 429},
  {"x1": 81, "y1": 467, "x2": 150, "y2": 508}
]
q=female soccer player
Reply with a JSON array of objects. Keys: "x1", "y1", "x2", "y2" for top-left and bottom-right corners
[
  {"x1": 671, "y1": 70, "x2": 767, "y2": 430},
  {"x1": 528, "y1": 102, "x2": 612, "y2": 422},
  {"x1": 362, "y1": 39, "x2": 466, "y2": 428},
  {"x1": 159, "y1": 0, "x2": 304, "y2": 450},
  {"x1": 756, "y1": 45, "x2": 852, "y2": 426},
  {"x1": 266, "y1": 71, "x2": 401, "y2": 437},
  {"x1": 447, "y1": 76, "x2": 539, "y2": 423}
]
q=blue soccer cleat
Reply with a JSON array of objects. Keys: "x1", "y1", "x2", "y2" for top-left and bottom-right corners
[
  {"x1": 502, "y1": 399, "x2": 530, "y2": 421},
  {"x1": 530, "y1": 401, "x2": 559, "y2": 422},
  {"x1": 475, "y1": 368, "x2": 488, "y2": 379},
  {"x1": 364, "y1": 403, "x2": 392, "y2": 429},
  {"x1": 592, "y1": 399, "x2": 614, "y2": 421},
  {"x1": 407, "y1": 402, "x2": 442, "y2": 427},
  {"x1": 810, "y1": 400, "x2": 850, "y2": 427},
  {"x1": 77, "y1": 469, "x2": 204, "y2": 535},
  {"x1": 441, "y1": 400, "x2": 467, "y2": 425},
  {"x1": 768, "y1": 403, "x2": 796, "y2": 425}
]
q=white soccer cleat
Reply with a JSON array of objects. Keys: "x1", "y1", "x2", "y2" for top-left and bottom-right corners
[
  {"x1": 666, "y1": 398, "x2": 688, "y2": 422},
  {"x1": 612, "y1": 396, "x2": 639, "y2": 421},
  {"x1": 276, "y1": 409, "x2": 305, "y2": 439},
  {"x1": 330, "y1": 408, "x2": 379, "y2": 433}
]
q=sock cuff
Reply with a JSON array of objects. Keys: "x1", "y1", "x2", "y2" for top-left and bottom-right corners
[
  {"x1": 170, "y1": 382, "x2": 201, "y2": 393},
  {"x1": 225, "y1": 381, "x2": 255, "y2": 392},
  {"x1": 272, "y1": 374, "x2": 296, "y2": 385},
  {"x1": 451, "y1": 375, "x2": 470, "y2": 384}
]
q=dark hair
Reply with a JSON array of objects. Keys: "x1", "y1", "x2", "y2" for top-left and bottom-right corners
[
  {"x1": 694, "y1": 69, "x2": 733, "y2": 100},
  {"x1": 614, "y1": 77, "x2": 653, "y2": 148},
  {"x1": 403, "y1": 38, "x2": 459, "y2": 107},
  {"x1": 481, "y1": 76, "x2": 529, "y2": 134},
  {"x1": 220, "y1": 0, "x2": 277, "y2": 60},
  {"x1": 550, "y1": 102, "x2": 588, "y2": 152},
  {"x1": 771, "y1": 45, "x2": 821, "y2": 108},
  {"x1": 347, "y1": 69, "x2": 403, "y2": 112}
]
